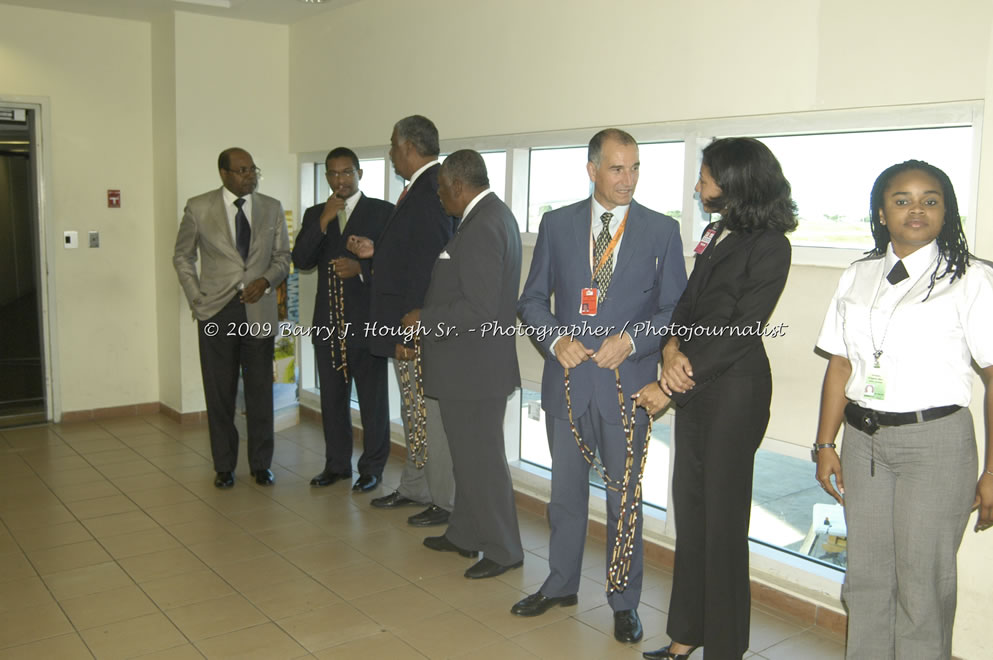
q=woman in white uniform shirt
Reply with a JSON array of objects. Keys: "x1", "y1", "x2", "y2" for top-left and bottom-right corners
[{"x1": 814, "y1": 160, "x2": 993, "y2": 660}]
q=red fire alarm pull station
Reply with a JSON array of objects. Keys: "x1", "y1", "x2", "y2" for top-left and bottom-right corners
[{"x1": 108, "y1": 190, "x2": 121, "y2": 208}]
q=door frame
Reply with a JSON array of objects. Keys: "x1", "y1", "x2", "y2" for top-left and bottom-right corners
[{"x1": 1, "y1": 96, "x2": 59, "y2": 423}]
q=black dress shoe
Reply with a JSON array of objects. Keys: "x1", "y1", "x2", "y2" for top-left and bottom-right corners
[
  {"x1": 214, "y1": 471, "x2": 234, "y2": 489},
  {"x1": 407, "y1": 505, "x2": 450, "y2": 526},
  {"x1": 352, "y1": 474, "x2": 379, "y2": 492},
  {"x1": 310, "y1": 470, "x2": 351, "y2": 487},
  {"x1": 251, "y1": 469, "x2": 274, "y2": 486},
  {"x1": 614, "y1": 609, "x2": 643, "y2": 643},
  {"x1": 464, "y1": 557, "x2": 523, "y2": 579},
  {"x1": 510, "y1": 592, "x2": 578, "y2": 617},
  {"x1": 642, "y1": 643, "x2": 700, "y2": 659},
  {"x1": 423, "y1": 535, "x2": 478, "y2": 558},
  {"x1": 370, "y1": 490, "x2": 419, "y2": 508}
]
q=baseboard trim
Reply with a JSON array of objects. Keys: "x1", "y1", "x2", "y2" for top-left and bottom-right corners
[{"x1": 61, "y1": 402, "x2": 161, "y2": 423}]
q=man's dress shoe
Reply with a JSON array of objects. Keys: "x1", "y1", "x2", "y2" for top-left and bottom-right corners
[
  {"x1": 407, "y1": 505, "x2": 449, "y2": 526},
  {"x1": 423, "y1": 535, "x2": 478, "y2": 558},
  {"x1": 370, "y1": 490, "x2": 418, "y2": 508},
  {"x1": 310, "y1": 470, "x2": 350, "y2": 487},
  {"x1": 214, "y1": 471, "x2": 234, "y2": 489},
  {"x1": 614, "y1": 609, "x2": 643, "y2": 643},
  {"x1": 510, "y1": 592, "x2": 578, "y2": 617},
  {"x1": 464, "y1": 557, "x2": 523, "y2": 579},
  {"x1": 250, "y1": 469, "x2": 274, "y2": 486},
  {"x1": 352, "y1": 474, "x2": 379, "y2": 492},
  {"x1": 642, "y1": 643, "x2": 700, "y2": 659}
]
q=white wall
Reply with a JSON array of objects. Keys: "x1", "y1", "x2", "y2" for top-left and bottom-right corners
[{"x1": 0, "y1": 4, "x2": 159, "y2": 413}]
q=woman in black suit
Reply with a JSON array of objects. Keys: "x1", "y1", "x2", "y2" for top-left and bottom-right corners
[{"x1": 636, "y1": 138, "x2": 797, "y2": 659}]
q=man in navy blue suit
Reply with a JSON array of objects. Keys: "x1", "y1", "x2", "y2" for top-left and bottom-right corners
[
  {"x1": 515, "y1": 129, "x2": 687, "y2": 644},
  {"x1": 292, "y1": 147, "x2": 393, "y2": 492}
]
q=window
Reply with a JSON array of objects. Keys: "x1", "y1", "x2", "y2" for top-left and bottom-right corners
[
  {"x1": 757, "y1": 127, "x2": 973, "y2": 250},
  {"x1": 315, "y1": 157, "x2": 386, "y2": 204}
]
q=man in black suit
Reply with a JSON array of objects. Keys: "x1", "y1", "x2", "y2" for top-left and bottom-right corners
[
  {"x1": 347, "y1": 115, "x2": 457, "y2": 527},
  {"x1": 402, "y1": 150, "x2": 524, "y2": 579},
  {"x1": 292, "y1": 147, "x2": 393, "y2": 492}
]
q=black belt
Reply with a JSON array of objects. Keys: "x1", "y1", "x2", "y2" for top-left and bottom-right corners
[{"x1": 844, "y1": 402, "x2": 961, "y2": 436}]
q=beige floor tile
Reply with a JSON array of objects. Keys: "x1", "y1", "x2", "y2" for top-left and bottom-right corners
[
  {"x1": 760, "y1": 629, "x2": 845, "y2": 660},
  {"x1": 418, "y1": 565, "x2": 525, "y2": 609},
  {"x1": 43, "y1": 560, "x2": 135, "y2": 600},
  {"x1": 280, "y1": 540, "x2": 368, "y2": 575},
  {"x1": 166, "y1": 592, "x2": 268, "y2": 641},
  {"x1": 493, "y1": 549, "x2": 554, "y2": 593},
  {"x1": 312, "y1": 559, "x2": 408, "y2": 601},
  {"x1": 461, "y1": 590, "x2": 575, "y2": 638},
  {"x1": 165, "y1": 517, "x2": 243, "y2": 546},
  {"x1": 128, "y1": 485, "x2": 199, "y2": 508},
  {"x1": 112, "y1": 471, "x2": 182, "y2": 494},
  {"x1": 450, "y1": 638, "x2": 541, "y2": 659},
  {"x1": 145, "y1": 500, "x2": 223, "y2": 526},
  {"x1": 1, "y1": 503, "x2": 76, "y2": 530},
  {"x1": 99, "y1": 527, "x2": 183, "y2": 559},
  {"x1": 639, "y1": 584, "x2": 672, "y2": 614},
  {"x1": 83, "y1": 510, "x2": 161, "y2": 539},
  {"x1": 40, "y1": 466, "x2": 108, "y2": 488},
  {"x1": 747, "y1": 608, "x2": 809, "y2": 653},
  {"x1": 314, "y1": 631, "x2": 426, "y2": 659},
  {"x1": 96, "y1": 459, "x2": 161, "y2": 479},
  {"x1": 0, "y1": 600, "x2": 73, "y2": 648},
  {"x1": 276, "y1": 602, "x2": 380, "y2": 653},
  {"x1": 242, "y1": 575, "x2": 341, "y2": 620},
  {"x1": 395, "y1": 609, "x2": 504, "y2": 659},
  {"x1": 28, "y1": 538, "x2": 113, "y2": 575},
  {"x1": 251, "y1": 520, "x2": 335, "y2": 553},
  {"x1": 0, "y1": 550, "x2": 37, "y2": 583},
  {"x1": 0, "y1": 530, "x2": 16, "y2": 556},
  {"x1": 0, "y1": 633, "x2": 93, "y2": 659},
  {"x1": 60, "y1": 584, "x2": 159, "y2": 630},
  {"x1": 119, "y1": 546, "x2": 208, "y2": 582},
  {"x1": 223, "y1": 506, "x2": 306, "y2": 532},
  {"x1": 0, "y1": 576, "x2": 53, "y2": 613},
  {"x1": 146, "y1": 452, "x2": 213, "y2": 471},
  {"x1": 141, "y1": 569, "x2": 233, "y2": 609},
  {"x1": 31, "y1": 454, "x2": 91, "y2": 473},
  {"x1": 511, "y1": 616, "x2": 636, "y2": 660},
  {"x1": 10, "y1": 519, "x2": 93, "y2": 551},
  {"x1": 69, "y1": 437, "x2": 129, "y2": 455},
  {"x1": 66, "y1": 494, "x2": 139, "y2": 520},
  {"x1": 84, "y1": 447, "x2": 143, "y2": 466},
  {"x1": 130, "y1": 642, "x2": 206, "y2": 659},
  {"x1": 187, "y1": 533, "x2": 274, "y2": 568},
  {"x1": 213, "y1": 554, "x2": 307, "y2": 592},
  {"x1": 79, "y1": 612, "x2": 187, "y2": 660},
  {"x1": 351, "y1": 583, "x2": 452, "y2": 629},
  {"x1": 574, "y1": 602, "x2": 667, "y2": 643},
  {"x1": 50, "y1": 479, "x2": 124, "y2": 502},
  {"x1": 194, "y1": 622, "x2": 307, "y2": 660}
]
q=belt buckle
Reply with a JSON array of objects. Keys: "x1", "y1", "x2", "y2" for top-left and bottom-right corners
[{"x1": 862, "y1": 412, "x2": 880, "y2": 435}]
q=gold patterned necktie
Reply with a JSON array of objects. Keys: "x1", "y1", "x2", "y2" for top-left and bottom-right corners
[{"x1": 593, "y1": 212, "x2": 614, "y2": 302}]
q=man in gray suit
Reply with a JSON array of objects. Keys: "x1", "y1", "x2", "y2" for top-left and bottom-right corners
[
  {"x1": 515, "y1": 129, "x2": 687, "y2": 643},
  {"x1": 401, "y1": 150, "x2": 524, "y2": 579},
  {"x1": 174, "y1": 147, "x2": 291, "y2": 489}
]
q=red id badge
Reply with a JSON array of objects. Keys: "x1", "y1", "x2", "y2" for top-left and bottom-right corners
[
  {"x1": 693, "y1": 228, "x2": 717, "y2": 255},
  {"x1": 579, "y1": 288, "x2": 598, "y2": 316}
]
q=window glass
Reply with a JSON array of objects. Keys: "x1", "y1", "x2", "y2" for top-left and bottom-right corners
[
  {"x1": 438, "y1": 151, "x2": 507, "y2": 201},
  {"x1": 316, "y1": 157, "x2": 386, "y2": 204},
  {"x1": 758, "y1": 127, "x2": 972, "y2": 249}
]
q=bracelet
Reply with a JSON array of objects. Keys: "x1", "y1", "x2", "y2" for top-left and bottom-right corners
[
  {"x1": 984, "y1": 469, "x2": 993, "y2": 478},
  {"x1": 810, "y1": 443, "x2": 837, "y2": 463}
]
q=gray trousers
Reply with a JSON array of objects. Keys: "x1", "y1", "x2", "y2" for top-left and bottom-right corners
[
  {"x1": 440, "y1": 396, "x2": 524, "y2": 566},
  {"x1": 393, "y1": 359, "x2": 455, "y2": 511},
  {"x1": 542, "y1": 408, "x2": 647, "y2": 612},
  {"x1": 841, "y1": 408, "x2": 976, "y2": 660}
]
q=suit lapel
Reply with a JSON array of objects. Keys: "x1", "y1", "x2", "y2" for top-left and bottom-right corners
[
  {"x1": 210, "y1": 189, "x2": 241, "y2": 260},
  {"x1": 611, "y1": 200, "x2": 640, "y2": 278},
  {"x1": 574, "y1": 198, "x2": 592, "y2": 282}
]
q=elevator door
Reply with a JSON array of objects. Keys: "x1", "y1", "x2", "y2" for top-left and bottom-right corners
[{"x1": 0, "y1": 109, "x2": 45, "y2": 427}]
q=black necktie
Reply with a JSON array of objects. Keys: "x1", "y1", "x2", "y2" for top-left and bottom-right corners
[
  {"x1": 234, "y1": 198, "x2": 250, "y2": 261},
  {"x1": 886, "y1": 260, "x2": 909, "y2": 285},
  {"x1": 593, "y1": 212, "x2": 614, "y2": 302}
]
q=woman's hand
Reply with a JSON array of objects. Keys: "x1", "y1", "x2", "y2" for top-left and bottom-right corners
[
  {"x1": 973, "y1": 472, "x2": 993, "y2": 532},
  {"x1": 632, "y1": 382, "x2": 670, "y2": 416},
  {"x1": 815, "y1": 448, "x2": 845, "y2": 505}
]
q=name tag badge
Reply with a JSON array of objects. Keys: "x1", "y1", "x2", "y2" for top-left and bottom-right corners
[
  {"x1": 580, "y1": 288, "x2": 598, "y2": 316},
  {"x1": 864, "y1": 365, "x2": 887, "y2": 401},
  {"x1": 693, "y1": 228, "x2": 717, "y2": 255}
]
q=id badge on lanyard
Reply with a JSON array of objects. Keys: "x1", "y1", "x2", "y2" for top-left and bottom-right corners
[
  {"x1": 864, "y1": 362, "x2": 887, "y2": 401},
  {"x1": 694, "y1": 228, "x2": 717, "y2": 255},
  {"x1": 582, "y1": 207, "x2": 628, "y2": 316}
]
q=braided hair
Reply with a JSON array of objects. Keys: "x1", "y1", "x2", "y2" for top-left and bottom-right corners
[{"x1": 868, "y1": 159, "x2": 970, "y2": 299}]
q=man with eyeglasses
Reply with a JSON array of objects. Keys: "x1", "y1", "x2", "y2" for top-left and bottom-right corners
[
  {"x1": 174, "y1": 147, "x2": 290, "y2": 489},
  {"x1": 292, "y1": 147, "x2": 393, "y2": 493}
]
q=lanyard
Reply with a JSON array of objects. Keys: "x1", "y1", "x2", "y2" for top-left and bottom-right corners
[{"x1": 590, "y1": 207, "x2": 629, "y2": 282}]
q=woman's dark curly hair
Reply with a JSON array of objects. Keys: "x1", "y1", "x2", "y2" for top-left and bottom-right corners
[
  {"x1": 701, "y1": 137, "x2": 798, "y2": 233},
  {"x1": 869, "y1": 160, "x2": 970, "y2": 296}
]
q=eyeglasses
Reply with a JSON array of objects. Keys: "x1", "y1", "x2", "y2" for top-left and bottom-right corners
[
  {"x1": 327, "y1": 168, "x2": 357, "y2": 180},
  {"x1": 225, "y1": 165, "x2": 261, "y2": 176}
]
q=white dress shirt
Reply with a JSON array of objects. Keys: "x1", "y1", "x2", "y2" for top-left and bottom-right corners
[
  {"x1": 406, "y1": 160, "x2": 440, "y2": 189},
  {"x1": 816, "y1": 240, "x2": 993, "y2": 412}
]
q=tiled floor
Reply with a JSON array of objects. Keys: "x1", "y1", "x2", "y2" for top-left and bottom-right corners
[{"x1": 0, "y1": 414, "x2": 846, "y2": 659}]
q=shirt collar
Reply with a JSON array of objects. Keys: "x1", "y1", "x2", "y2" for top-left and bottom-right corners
[
  {"x1": 344, "y1": 189, "x2": 362, "y2": 211},
  {"x1": 885, "y1": 240, "x2": 939, "y2": 280},
  {"x1": 461, "y1": 189, "x2": 490, "y2": 221},
  {"x1": 407, "y1": 160, "x2": 439, "y2": 187},
  {"x1": 591, "y1": 197, "x2": 628, "y2": 233},
  {"x1": 221, "y1": 186, "x2": 245, "y2": 207}
]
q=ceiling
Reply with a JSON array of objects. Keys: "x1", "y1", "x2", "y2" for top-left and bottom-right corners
[{"x1": 0, "y1": 0, "x2": 359, "y2": 25}]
